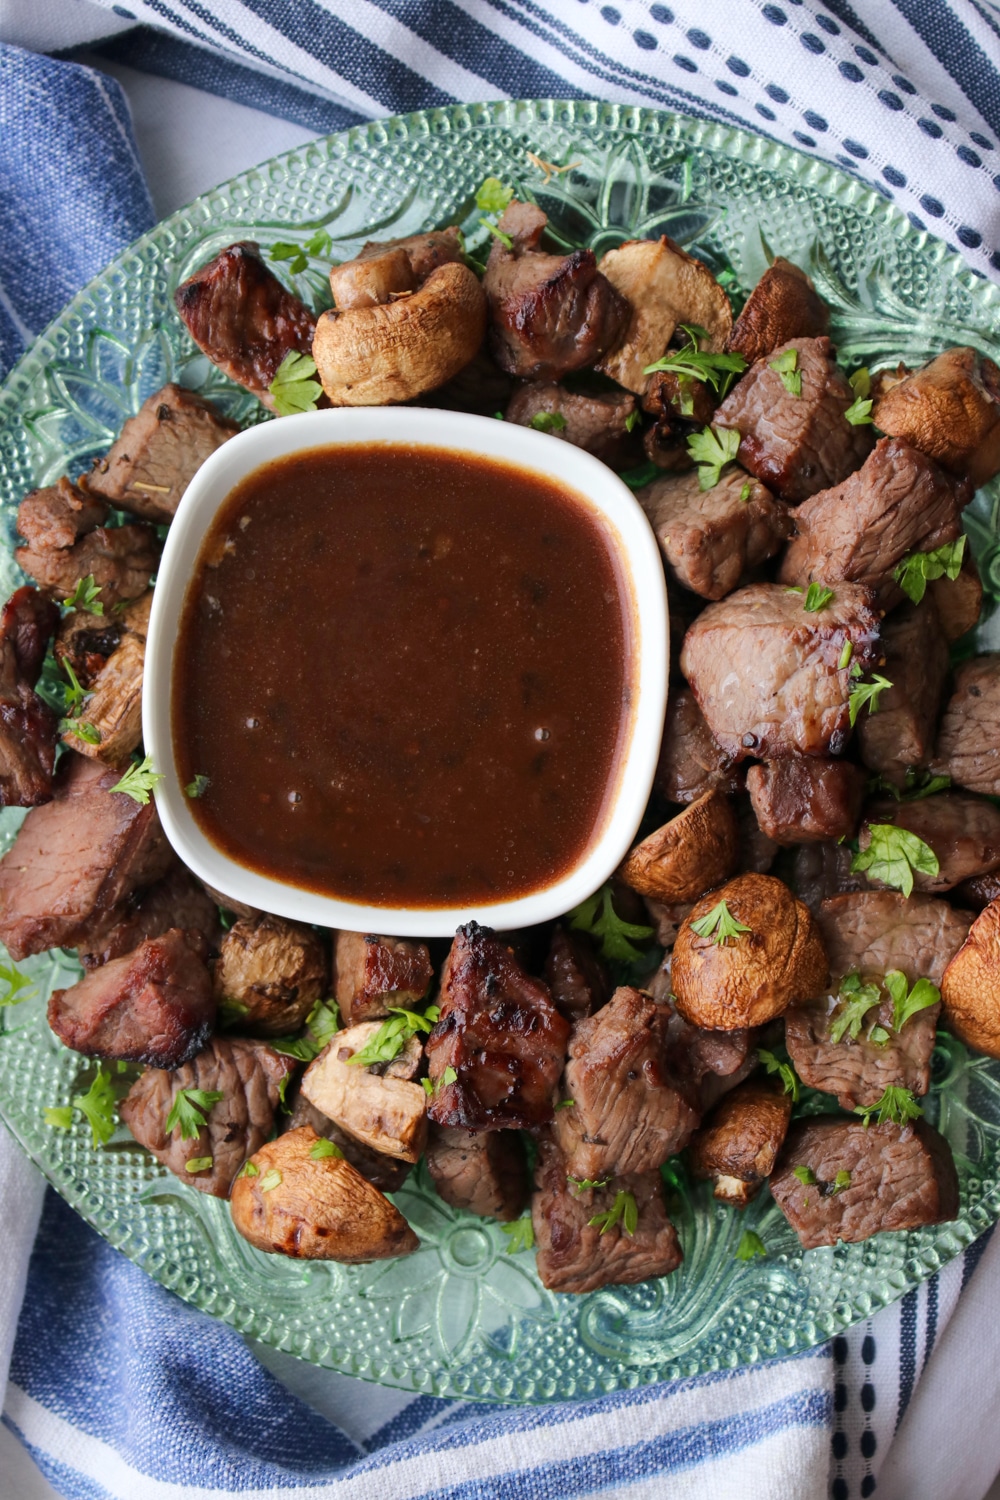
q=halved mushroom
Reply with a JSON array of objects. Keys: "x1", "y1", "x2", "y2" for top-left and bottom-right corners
[
  {"x1": 619, "y1": 789, "x2": 738, "y2": 903},
  {"x1": 301, "y1": 1021, "x2": 427, "y2": 1161},
  {"x1": 329, "y1": 245, "x2": 416, "y2": 309},
  {"x1": 688, "y1": 1080, "x2": 793, "y2": 1206},
  {"x1": 312, "y1": 261, "x2": 487, "y2": 406},
  {"x1": 61, "y1": 631, "x2": 144, "y2": 764},
  {"x1": 596, "y1": 236, "x2": 733, "y2": 395},
  {"x1": 941, "y1": 897, "x2": 1000, "y2": 1056},
  {"x1": 213, "y1": 913, "x2": 328, "y2": 1035},
  {"x1": 671, "y1": 873, "x2": 828, "y2": 1030},
  {"x1": 725, "y1": 258, "x2": 829, "y2": 365},
  {"x1": 230, "y1": 1125, "x2": 419, "y2": 1261},
  {"x1": 872, "y1": 347, "x2": 1000, "y2": 487}
]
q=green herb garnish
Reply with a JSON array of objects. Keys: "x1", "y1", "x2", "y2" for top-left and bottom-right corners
[
  {"x1": 568, "y1": 1176, "x2": 611, "y2": 1194},
  {"x1": 869, "y1": 769, "x2": 951, "y2": 802},
  {"x1": 849, "y1": 367, "x2": 871, "y2": 398},
  {"x1": 844, "y1": 396, "x2": 874, "y2": 425},
  {"x1": 237, "y1": 1160, "x2": 260, "y2": 1178},
  {"x1": 165, "y1": 1087, "x2": 224, "y2": 1141},
  {"x1": 185, "y1": 774, "x2": 210, "y2": 799},
  {"x1": 568, "y1": 882, "x2": 654, "y2": 964},
  {"x1": 480, "y1": 219, "x2": 513, "y2": 249},
  {"x1": 422, "y1": 1064, "x2": 458, "y2": 1097},
  {"x1": 792, "y1": 1165, "x2": 816, "y2": 1185},
  {"x1": 884, "y1": 970, "x2": 941, "y2": 1031},
  {"x1": 555, "y1": 1098, "x2": 576, "y2": 1110},
  {"x1": 269, "y1": 228, "x2": 333, "y2": 275},
  {"x1": 832, "y1": 1170, "x2": 851, "y2": 1193},
  {"x1": 501, "y1": 1215, "x2": 534, "y2": 1253},
  {"x1": 690, "y1": 898, "x2": 751, "y2": 946},
  {"x1": 769, "y1": 347, "x2": 801, "y2": 395},
  {"x1": 73, "y1": 1067, "x2": 117, "y2": 1147},
  {"x1": 347, "y1": 1004, "x2": 440, "y2": 1069},
  {"x1": 739, "y1": 481, "x2": 752, "y2": 502},
  {"x1": 625, "y1": 409, "x2": 641, "y2": 432},
  {"x1": 588, "y1": 1190, "x2": 638, "y2": 1237},
  {"x1": 260, "y1": 1168, "x2": 283, "y2": 1191},
  {"x1": 804, "y1": 583, "x2": 835, "y2": 612},
  {"x1": 185, "y1": 1156, "x2": 214, "y2": 1174},
  {"x1": 109, "y1": 754, "x2": 163, "y2": 806},
  {"x1": 829, "y1": 972, "x2": 882, "y2": 1043},
  {"x1": 687, "y1": 425, "x2": 741, "y2": 491},
  {"x1": 758, "y1": 1047, "x2": 800, "y2": 1102},
  {"x1": 61, "y1": 660, "x2": 87, "y2": 715},
  {"x1": 475, "y1": 176, "x2": 514, "y2": 213},
  {"x1": 59, "y1": 717, "x2": 101, "y2": 744},
  {"x1": 0, "y1": 962, "x2": 35, "y2": 1008},
  {"x1": 63, "y1": 576, "x2": 103, "y2": 614},
  {"x1": 269, "y1": 350, "x2": 322, "y2": 417},
  {"x1": 838, "y1": 639, "x2": 854, "y2": 670},
  {"x1": 894, "y1": 535, "x2": 967, "y2": 605},
  {"x1": 310, "y1": 1138, "x2": 344, "y2": 1160},
  {"x1": 643, "y1": 330, "x2": 746, "y2": 397},
  {"x1": 854, "y1": 1085, "x2": 923, "y2": 1128},
  {"x1": 850, "y1": 824, "x2": 939, "y2": 898},
  {"x1": 43, "y1": 1106, "x2": 74, "y2": 1129},
  {"x1": 529, "y1": 410, "x2": 567, "y2": 433},
  {"x1": 848, "y1": 668, "x2": 893, "y2": 727},
  {"x1": 736, "y1": 1229, "x2": 767, "y2": 1260}
]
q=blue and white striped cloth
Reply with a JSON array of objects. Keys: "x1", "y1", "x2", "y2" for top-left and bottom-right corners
[{"x1": 4, "y1": 4, "x2": 1000, "y2": 1496}]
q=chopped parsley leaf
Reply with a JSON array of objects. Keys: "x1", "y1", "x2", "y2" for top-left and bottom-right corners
[
  {"x1": 73, "y1": 1067, "x2": 116, "y2": 1147},
  {"x1": 0, "y1": 962, "x2": 36, "y2": 1007},
  {"x1": 758, "y1": 1047, "x2": 801, "y2": 1102},
  {"x1": 894, "y1": 535, "x2": 967, "y2": 605},
  {"x1": 884, "y1": 970, "x2": 941, "y2": 1031},
  {"x1": 849, "y1": 367, "x2": 872, "y2": 399},
  {"x1": 869, "y1": 769, "x2": 951, "y2": 802},
  {"x1": 109, "y1": 753, "x2": 163, "y2": 805},
  {"x1": 268, "y1": 350, "x2": 322, "y2": 417},
  {"x1": 475, "y1": 176, "x2": 514, "y2": 213},
  {"x1": 829, "y1": 972, "x2": 881, "y2": 1044},
  {"x1": 568, "y1": 1176, "x2": 611, "y2": 1194},
  {"x1": 588, "y1": 1189, "x2": 638, "y2": 1237},
  {"x1": 501, "y1": 1215, "x2": 535, "y2": 1253},
  {"x1": 43, "y1": 1105, "x2": 73, "y2": 1130},
  {"x1": 642, "y1": 333, "x2": 746, "y2": 397},
  {"x1": 769, "y1": 347, "x2": 801, "y2": 396},
  {"x1": 854, "y1": 1085, "x2": 923, "y2": 1128},
  {"x1": 832, "y1": 1170, "x2": 852, "y2": 1193},
  {"x1": 736, "y1": 1229, "x2": 767, "y2": 1261},
  {"x1": 529, "y1": 410, "x2": 567, "y2": 433},
  {"x1": 838, "y1": 639, "x2": 853, "y2": 670},
  {"x1": 850, "y1": 823, "x2": 939, "y2": 898},
  {"x1": 422, "y1": 1065, "x2": 457, "y2": 1097},
  {"x1": 237, "y1": 1160, "x2": 260, "y2": 1178},
  {"x1": 480, "y1": 219, "x2": 513, "y2": 249},
  {"x1": 687, "y1": 424, "x2": 741, "y2": 490},
  {"x1": 568, "y1": 881, "x2": 654, "y2": 963},
  {"x1": 739, "y1": 481, "x2": 752, "y2": 502},
  {"x1": 310, "y1": 1138, "x2": 344, "y2": 1160},
  {"x1": 804, "y1": 582, "x2": 834, "y2": 612},
  {"x1": 555, "y1": 1098, "x2": 576, "y2": 1110},
  {"x1": 347, "y1": 1004, "x2": 440, "y2": 1069},
  {"x1": 792, "y1": 1165, "x2": 816, "y2": 1185},
  {"x1": 260, "y1": 1168, "x2": 283, "y2": 1192},
  {"x1": 165, "y1": 1087, "x2": 224, "y2": 1140},
  {"x1": 848, "y1": 670, "x2": 893, "y2": 727},
  {"x1": 61, "y1": 660, "x2": 87, "y2": 715},
  {"x1": 270, "y1": 228, "x2": 334, "y2": 275},
  {"x1": 59, "y1": 717, "x2": 101, "y2": 744},
  {"x1": 185, "y1": 1156, "x2": 214, "y2": 1174},
  {"x1": 63, "y1": 575, "x2": 104, "y2": 614},
  {"x1": 844, "y1": 396, "x2": 874, "y2": 425},
  {"x1": 618, "y1": 460, "x2": 661, "y2": 491},
  {"x1": 185, "y1": 774, "x2": 210, "y2": 798},
  {"x1": 625, "y1": 409, "x2": 641, "y2": 432},
  {"x1": 690, "y1": 898, "x2": 751, "y2": 946}
]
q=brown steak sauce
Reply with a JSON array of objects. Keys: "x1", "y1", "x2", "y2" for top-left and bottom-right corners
[{"x1": 173, "y1": 443, "x2": 634, "y2": 906}]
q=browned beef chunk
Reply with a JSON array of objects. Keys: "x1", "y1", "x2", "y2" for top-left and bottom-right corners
[
  {"x1": 636, "y1": 466, "x2": 791, "y2": 601},
  {"x1": 680, "y1": 581, "x2": 882, "y2": 760},
  {"x1": 54, "y1": 590, "x2": 150, "y2": 689},
  {"x1": 425, "y1": 922, "x2": 569, "y2": 1130},
  {"x1": 642, "y1": 368, "x2": 716, "y2": 426},
  {"x1": 17, "y1": 477, "x2": 108, "y2": 551},
  {"x1": 815, "y1": 890, "x2": 972, "y2": 987},
  {"x1": 333, "y1": 930, "x2": 433, "y2": 1025},
  {"x1": 0, "y1": 753, "x2": 172, "y2": 960},
  {"x1": 120, "y1": 1035, "x2": 291, "y2": 1197},
  {"x1": 725, "y1": 259, "x2": 830, "y2": 366},
  {"x1": 17, "y1": 523, "x2": 158, "y2": 608},
  {"x1": 77, "y1": 864, "x2": 222, "y2": 969},
  {"x1": 282, "y1": 1087, "x2": 411, "y2": 1193},
  {"x1": 688, "y1": 1081, "x2": 792, "y2": 1205},
  {"x1": 532, "y1": 1134, "x2": 682, "y2": 1293},
  {"x1": 654, "y1": 986, "x2": 758, "y2": 1111},
  {"x1": 504, "y1": 381, "x2": 638, "y2": 468},
  {"x1": 859, "y1": 792, "x2": 1000, "y2": 893},
  {"x1": 543, "y1": 923, "x2": 611, "y2": 1022},
  {"x1": 785, "y1": 986, "x2": 939, "y2": 1110},
  {"x1": 428, "y1": 348, "x2": 513, "y2": 417},
  {"x1": 735, "y1": 793, "x2": 779, "y2": 874},
  {"x1": 0, "y1": 586, "x2": 60, "y2": 807},
  {"x1": 483, "y1": 201, "x2": 628, "y2": 380},
  {"x1": 778, "y1": 439, "x2": 965, "y2": 608},
  {"x1": 856, "y1": 600, "x2": 949, "y2": 785},
  {"x1": 425, "y1": 1124, "x2": 528, "y2": 1220},
  {"x1": 954, "y1": 870, "x2": 1000, "y2": 910},
  {"x1": 655, "y1": 688, "x2": 743, "y2": 804},
  {"x1": 929, "y1": 551, "x2": 982, "y2": 642},
  {"x1": 174, "y1": 242, "x2": 317, "y2": 405},
  {"x1": 620, "y1": 790, "x2": 739, "y2": 903},
  {"x1": 62, "y1": 632, "x2": 144, "y2": 765},
  {"x1": 934, "y1": 655, "x2": 1000, "y2": 796},
  {"x1": 746, "y1": 757, "x2": 866, "y2": 845},
  {"x1": 713, "y1": 337, "x2": 873, "y2": 502},
  {"x1": 871, "y1": 346, "x2": 1000, "y2": 488},
  {"x1": 645, "y1": 417, "x2": 696, "y2": 471},
  {"x1": 771, "y1": 1117, "x2": 958, "y2": 1248},
  {"x1": 80, "y1": 384, "x2": 239, "y2": 523},
  {"x1": 553, "y1": 987, "x2": 698, "y2": 1179},
  {"x1": 793, "y1": 840, "x2": 869, "y2": 912},
  {"x1": 212, "y1": 914, "x2": 328, "y2": 1035},
  {"x1": 49, "y1": 929, "x2": 215, "y2": 1065}
]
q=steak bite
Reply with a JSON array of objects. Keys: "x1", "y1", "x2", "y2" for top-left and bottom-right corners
[
  {"x1": 54, "y1": 589, "x2": 150, "y2": 689},
  {"x1": 942, "y1": 898, "x2": 1000, "y2": 1056},
  {"x1": 553, "y1": 987, "x2": 699, "y2": 1180},
  {"x1": 713, "y1": 336, "x2": 873, "y2": 502},
  {"x1": 771, "y1": 1117, "x2": 959, "y2": 1249},
  {"x1": 532, "y1": 1134, "x2": 682, "y2": 1294},
  {"x1": 504, "y1": 381, "x2": 639, "y2": 468},
  {"x1": 333, "y1": 930, "x2": 433, "y2": 1025},
  {"x1": 283, "y1": 1087, "x2": 412, "y2": 1193},
  {"x1": 0, "y1": 753, "x2": 172, "y2": 960},
  {"x1": 679, "y1": 581, "x2": 882, "y2": 760},
  {"x1": 858, "y1": 792, "x2": 1000, "y2": 893},
  {"x1": 658, "y1": 992, "x2": 758, "y2": 1111},
  {"x1": 595, "y1": 235, "x2": 732, "y2": 394},
  {"x1": 230, "y1": 1125, "x2": 418, "y2": 1262},
  {"x1": 725, "y1": 258, "x2": 829, "y2": 366},
  {"x1": 79, "y1": 384, "x2": 239, "y2": 523},
  {"x1": 120, "y1": 1034, "x2": 291, "y2": 1197},
  {"x1": 855, "y1": 600, "x2": 949, "y2": 785},
  {"x1": 688, "y1": 1081, "x2": 793, "y2": 1206},
  {"x1": 619, "y1": 789, "x2": 739, "y2": 904},
  {"x1": 785, "y1": 979, "x2": 940, "y2": 1110},
  {"x1": 671, "y1": 873, "x2": 828, "y2": 1030},
  {"x1": 61, "y1": 631, "x2": 144, "y2": 764},
  {"x1": 735, "y1": 793, "x2": 780, "y2": 875},
  {"x1": 17, "y1": 522, "x2": 159, "y2": 609},
  {"x1": 777, "y1": 438, "x2": 965, "y2": 607},
  {"x1": 543, "y1": 923, "x2": 611, "y2": 1022},
  {"x1": 655, "y1": 688, "x2": 743, "y2": 805},
  {"x1": 425, "y1": 1124, "x2": 528, "y2": 1221},
  {"x1": 301, "y1": 1021, "x2": 427, "y2": 1162},
  {"x1": 636, "y1": 466, "x2": 791, "y2": 600},
  {"x1": 48, "y1": 928, "x2": 215, "y2": 1066},
  {"x1": 793, "y1": 840, "x2": 869, "y2": 913},
  {"x1": 424, "y1": 922, "x2": 570, "y2": 1131},
  {"x1": 928, "y1": 550, "x2": 982, "y2": 642},
  {"x1": 933, "y1": 655, "x2": 1000, "y2": 796},
  {"x1": 174, "y1": 242, "x2": 317, "y2": 406},
  {"x1": 76, "y1": 864, "x2": 222, "y2": 969},
  {"x1": 871, "y1": 346, "x2": 1000, "y2": 487},
  {"x1": 483, "y1": 200, "x2": 628, "y2": 380},
  {"x1": 213, "y1": 913, "x2": 327, "y2": 1035},
  {"x1": 745, "y1": 757, "x2": 866, "y2": 845},
  {"x1": 0, "y1": 585, "x2": 60, "y2": 807},
  {"x1": 17, "y1": 476, "x2": 108, "y2": 551},
  {"x1": 816, "y1": 891, "x2": 972, "y2": 988}
]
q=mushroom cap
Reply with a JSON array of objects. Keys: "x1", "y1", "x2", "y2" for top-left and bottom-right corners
[
  {"x1": 671, "y1": 872, "x2": 829, "y2": 1029},
  {"x1": 872, "y1": 347, "x2": 1000, "y2": 488},
  {"x1": 329, "y1": 246, "x2": 416, "y2": 310},
  {"x1": 313, "y1": 261, "x2": 487, "y2": 406},
  {"x1": 301, "y1": 1021, "x2": 428, "y2": 1161},
  {"x1": 941, "y1": 897, "x2": 1000, "y2": 1057},
  {"x1": 619, "y1": 789, "x2": 738, "y2": 904},
  {"x1": 689, "y1": 1079, "x2": 793, "y2": 1188},
  {"x1": 230, "y1": 1125, "x2": 419, "y2": 1261}
]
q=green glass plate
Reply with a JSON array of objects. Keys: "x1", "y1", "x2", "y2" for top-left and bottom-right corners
[{"x1": 2, "y1": 99, "x2": 1000, "y2": 1406}]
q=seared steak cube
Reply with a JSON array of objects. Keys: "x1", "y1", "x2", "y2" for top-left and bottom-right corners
[
  {"x1": 934, "y1": 655, "x2": 1000, "y2": 796},
  {"x1": 856, "y1": 599, "x2": 949, "y2": 785},
  {"x1": 942, "y1": 898, "x2": 1000, "y2": 1057},
  {"x1": 120, "y1": 1035, "x2": 292, "y2": 1197},
  {"x1": 871, "y1": 346, "x2": 1000, "y2": 488},
  {"x1": 688, "y1": 1081, "x2": 792, "y2": 1205},
  {"x1": 778, "y1": 438, "x2": 965, "y2": 607},
  {"x1": 735, "y1": 792, "x2": 779, "y2": 875},
  {"x1": 17, "y1": 476, "x2": 107, "y2": 551},
  {"x1": 17, "y1": 522, "x2": 158, "y2": 608},
  {"x1": 283, "y1": 1087, "x2": 412, "y2": 1193},
  {"x1": 655, "y1": 688, "x2": 743, "y2": 804},
  {"x1": 504, "y1": 381, "x2": 639, "y2": 469},
  {"x1": 543, "y1": 923, "x2": 611, "y2": 1022},
  {"x1": 793, "y1": 840, "x2": 869, "y2": 913},
  {"x1": 858, "y1": 792, "x2": 1000, "y2": 893},
  {"x1": 80, "y1": 384, "x2": 239, "y2": 523},
  {"x1": 553, "y1": 986, "x2": 699, "y2": 1179},
  {"x1": 725, "y1": 258, "x2": 829, "y2": 365},
  {"x1": 771, "y1": 1117, "x2": 958, "y2": 1248},
  {"x1": 680, "y1": 582, "x2": 882, "y2": 760},
  {"x1": 425, "y1": 1124, "x2": 528, "y2": 1221},
  {"x1": 425, "y1": 922, "x2": 569, "y2": 1131},
  {"x1": 48, "y1": 928, "x2": 215, "y2": 1066},
  {"x1": 620, "y1": 789, "x2": 738, "y2": 903},
  {"x1": 77, "y1": 864, "x2": 222, "y2": 969},
  {"x1": 0, "y1": 753, "x2": 172, "y2": 960},
  {"x1": 636, "y1": 466, "x2": 791, "y2": 600},
  {"x1": 713, "y1": 336, "x2": 873, "y2": 502},
  {"x1": 62, "y1": 632, "x2": 144, "y2": 765},
  {"x1": 746, "y1": 757, "x2": 866, "y2": 845},
  {"x1": 333, "y1": 930, "x2": 433, "y2": 1025},
  {"x1": 785, "y1": 984, "x2": 939, "y2": 1110},
  {"x1": 928, "y1": 550, "x2": 982, "y2": 642},
  {"x1": 532, "y1": 1134, "x2": 682, "y2": 1294},
  {"x1": 816, "y1": 890, "x2": 972, "y2": 988},
  {"x1": 0, "y1": 585, "x2": 60, "y2": 807},
  {"x1": 213, "y1": 913, "x2": 327, "y2": 1035}
]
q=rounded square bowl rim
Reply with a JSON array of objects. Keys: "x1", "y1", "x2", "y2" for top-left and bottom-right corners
[{"x1": 143, "y1": 406, "x2": 669, "y2": 936}]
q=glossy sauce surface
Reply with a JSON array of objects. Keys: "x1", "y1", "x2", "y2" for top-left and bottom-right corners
[{"x1": 174, "y1": 443, "x2": 633, "y2": 906}]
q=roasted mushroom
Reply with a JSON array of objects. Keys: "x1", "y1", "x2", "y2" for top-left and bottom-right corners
[
  {"x1": 871, "y1": 346, "x2": 1000, "y2": 488},
  {"x1": 230, "y1": 1125, "x2": 419, "y2": 1261},
  {"x1": 941, "y1": 897, "x2": 1000, "y2": 1056},
  {"x1": 688, "y1": 1080, "x2": 793, "y2": 1205},
  {"x1": 212, "y1": 913, "x2": 328, "y2": 1035},
  {"x1": 725, "y1": 257, "x2": 829, "y2": 365},
  {"x1": 301, "y1": 1021, "x2": 428, "y2": 1161},
  {"x1": 61, "y1": 632, "x2": 144, "y2": 764},
  {"x1": 619, "y1": 789, "x2": 738, "y2": 904}
]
